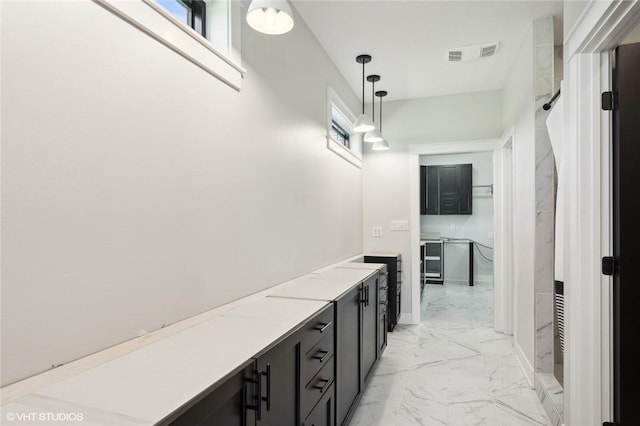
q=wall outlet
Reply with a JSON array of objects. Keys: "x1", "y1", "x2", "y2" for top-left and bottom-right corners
[
  {"x1": 372, "y1": 226, "x2": 383, "y2": 238},
  {"x1": 450, "y1": 224, "x2": 456, "y2": 231},
  {"x1": 488, "y1": 232, "x2": 494, "y2": 241}
]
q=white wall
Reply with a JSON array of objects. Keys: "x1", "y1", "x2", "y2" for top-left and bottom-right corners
[
  {"x1": 502, "y1": 24, "x2": 536, "y2": 382},
  {"x1": 363, "y1": 91, "x2": 503, "y2": 318},
  {"x1": 1, "y1": 1, "x2": 363, "y2": 386},
  {"x1": 420, "y1": 152, "x2": 494, "y2": 282},
  {"x1": 564, "y1": 1, "x2": 590, "y2": 37}
]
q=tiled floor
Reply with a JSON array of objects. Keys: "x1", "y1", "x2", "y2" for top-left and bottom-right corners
[{"x1": 349, "y1": 282, "x2": 552, "y2": 426}]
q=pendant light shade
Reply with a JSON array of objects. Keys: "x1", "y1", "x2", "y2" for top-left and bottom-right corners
[
  {"x1": 354, "y1": 114, "x2": 375, "y2": 133},
  {"x1": 247, "y1": 0, "x2": 294, "y2": 35},
  {"x1": 364, "y1": 129, "x2": 384, "y2": 143},
  {"x1": 354, "y1": 55, "x2": 375, "y2": 133},
  {"x1": 372, "y1": 90, "x2": 390, "y2": 151},
  {"x1": 372, "y1": 139, "x2": 390, "y2": 151}
]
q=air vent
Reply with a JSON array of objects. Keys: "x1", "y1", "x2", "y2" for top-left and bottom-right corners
[
  {"x1": 446, "y1": 41, "x2": 500, "y2": 62},
  {"x1": 448, "y1": 50, "x2": 463, "y2": 62},
  {"x1": 480, "y1": 42, "x2": 499, "y2": 58}
]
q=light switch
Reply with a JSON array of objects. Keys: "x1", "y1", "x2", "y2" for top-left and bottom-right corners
[
  {"x1": 450, "y1": 224, "x2": 456, "y2": 231},
  {"x1": 372, "y1": 226, "x2": 383, "y2": 237},
  {"x1": 488, "y1": 232, "x2": 494, "y2": 241}
]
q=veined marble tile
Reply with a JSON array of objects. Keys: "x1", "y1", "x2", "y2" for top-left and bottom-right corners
[
  {"x1": 351, "y1": 283, "x2": 551, "y2": 426},
  {"x1": 535, "y1": 293, "x2": 554, "y2": 373},
  {"x1": 535, "y1": 211, "x2": 555, "y2": 293}
]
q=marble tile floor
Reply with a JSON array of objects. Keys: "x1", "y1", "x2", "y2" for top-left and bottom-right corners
[{"x1": 349, "y1": 282, "x2": 552, "y2": 426}]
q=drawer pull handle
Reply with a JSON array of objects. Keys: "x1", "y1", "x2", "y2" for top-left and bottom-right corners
[
  {"x1": 381, "y1": 272, "x2": 389, "y2": 276},
  {"x1": 313, "y1": 378, "x2": 331, "y2": 393},
  {"x1": 315, "y1": 322, "x2": 332, "y2": 333},
  {"x1": 313, "y1": 350, "x2": 331, "y2": 363},
  {"x1": 379, "y1": 286, "x2": 388, "y2": 290}
]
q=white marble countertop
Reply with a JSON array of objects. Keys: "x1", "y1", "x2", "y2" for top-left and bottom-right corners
[
  {"x1": 1, "y1": 256, "x2": 385, "y2": 425},
  {"x1": 364, "y1": 252, "x2": 401, "y2": 258},
  {"x1": 310, "y1": 267, "x2": 377, "y2": 283},
  {"x1": 2, "y1": 297, "x2": 329, "y2": 425},
  {"x1": 337, "y1": 262, "x2": 385, "y2": 271}
]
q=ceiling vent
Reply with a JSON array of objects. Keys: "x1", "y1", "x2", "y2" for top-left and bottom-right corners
[
  {"x1": 447, "y1": 41, "x2": 500, "y2": 62},
  {"x1": 448, "y1": 50, "x2": 463, "y2": 61},
  {"x1": 480, "y1": 42, "x2": 499, "y2": 58}
]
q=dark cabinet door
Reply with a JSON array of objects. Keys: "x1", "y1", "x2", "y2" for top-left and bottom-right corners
[
  {"x1": 361, "y1": 276, "x2": 378, "y2": 385},
  {"x1": 426, "y1": 165, "x2": 439, "y2": 215},
  {"x1": 612, "y1": 42, "x2": 640, "y2": 426},
  {"x1": 256, "y1": 332, "x2": 300, "y2": 426},
  {"x1": 379, "y1": 310, "x2": 387, "y2": 355},
  {"x1": 459, "y1": 163, "x2": 473, "y2": 214},
  {"x1": 335, "y1": 285, "x2": 362, "y2": 426},
  {"x1": 167, "y1": 360, "x2": 257, "y2": 426},
  {"x1": 420, "y1": 166, "x2": 427, "y2": 215},
  {"x1": 438, "y1": 165, "x2": 461, "y2": 214},
  {"x1": 303, "y1": 383, "x2": 335, "y2": 426}
]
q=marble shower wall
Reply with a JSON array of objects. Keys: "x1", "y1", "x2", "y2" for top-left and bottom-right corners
[{"x1": 533, "y1": 17, "x2": 556, "y2": 376}]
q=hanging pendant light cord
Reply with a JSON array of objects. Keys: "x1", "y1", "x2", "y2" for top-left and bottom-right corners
[
  {"x1": 379, "y1": 95, "x2": 383, "y2": 132},
  {"x1": 371, "y1": 80, "x2": 376, "y2": 122},
  {"x1": 362, "y1": 62, "x2": 365, "y2": 114}
]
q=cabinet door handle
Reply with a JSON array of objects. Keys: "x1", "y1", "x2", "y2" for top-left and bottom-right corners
[
  {"x1": 315, "y1": 322, "x2": 332, "y2": 333},
  {"x1": 313, "y1": 350, "x2": 331, "y2": 363},
  {"x1": 360, "y1": 287, "x2": 366, "y2": 304},
  {"x1": 262, "y1": 364, "x2": 271, "y2": 412},
  {"x1": 245, "y1": 371, "x2": 262, "y2": 420},
  {"x1": 366, "y1": 285, "x2": 370, "y2": 306},
  {"x1": 313, "y1": 378, "x2": 331, "y2": 393},
  {"x1": 241, "y1": 384, "x2": 247, "y2": 426},
  {"x1": 380, "y1": 286, "x2": 388, "y2": 291}
]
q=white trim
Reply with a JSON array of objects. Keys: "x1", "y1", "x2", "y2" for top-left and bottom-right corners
[
  {"x1": 326, "y1": 87, "x2": 363, "y2": 168},
  {"x1": 409, "y1": 155, "x2": 422, "y2": 324},
  {"x1": 398, "y1": 313, "x2": 414, "y2": 324},
  {"x1": 444, "y1": 275, "x2": 493, "y2": 285},
  {"x1": 515, "y1": 342, "x2": 535, "y2": 387},
  {"x1": 409, "y1": 138, "x2": 502, "y2": 155},
  {"x1": 408, "y1": 132, "x2": 512, "y2": 332},
  {"x1": 563, "y1": 2, "x2": 640, "y2": 424},
  {"x1": 94, "y1": 0, "x2": 245, "y2": 90},
  {"x1": 326, "y1": 138, "x2": 363, "y2": 169}
]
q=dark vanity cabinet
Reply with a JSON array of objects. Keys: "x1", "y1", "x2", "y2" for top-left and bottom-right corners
[
  {"x1": 167, "y1": 360, "x2": 257, "y2": 426},
  {"x1": 364, "y1": 254, "x2": 402, "y2": 332},
  {"x1": 255, "y1": 331, "x2": 301, "y2": 426},
  {"x1": 166, "y1": 305, "x2": 336, "y2": 426},
  {"x1": 378, "y1": 268, "x2": 388, "y2": 357},
  {"x1": 335, "y1": 273, "x2": 381, "y2": 426},
  {"x1": 420, "y1": 164, "x2": 472, "y2": 215}
]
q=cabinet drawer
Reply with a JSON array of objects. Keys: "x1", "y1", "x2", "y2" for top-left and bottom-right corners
[
  {"x1": 301, "y1": 305, "x2": 334, "y2": 354},
  {"x1": 303, "y1": 331, "x2": 334, "y2": 386},
  {"x1": 302, "y1": 356, "x2": 334, "y2": 419},
  {"x1": 302, "y1": 383, "x2": 334, "y2": 426}
]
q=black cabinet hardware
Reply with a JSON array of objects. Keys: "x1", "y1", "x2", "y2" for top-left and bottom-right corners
[
  {"x1": 313, "y1": 378, "x2": 331, "y2": 393},
  {"x1": 313, "y1": 350, "x2": 331, "y2": 363},
  {"x1": 262, "y1": 364, "x2": 271, "y2": 411},
  {"x1": 315, "y1": 322, "x2": 332, "y2": 333}
]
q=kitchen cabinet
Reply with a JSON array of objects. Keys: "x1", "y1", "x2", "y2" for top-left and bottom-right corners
[
  {"x1": 420, "y1": 164, "x2": 472, "y2": 215},
  {"x1": 335, "y1": 274, "x2": 380, "y2": 426},
  {"x1": 168, "y1": 360, "x2": 257, "y2": 426},
  {"x1": 364, "y1": 254, "x2": 401, "y2": 331},
  {"x1": 378, "y1": 269, "x2": 388, "y2": 357},
  {"x1": 254, "y1": 331, "x2": 300, "y2": 426}
]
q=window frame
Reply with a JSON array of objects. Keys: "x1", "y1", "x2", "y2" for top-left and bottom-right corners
[
  {"x1": 94, "y1": 0, "x2": 244, "y2": 90},
  {"x1": 326, "y1": 87, "x2": 362, "y2": 168}
]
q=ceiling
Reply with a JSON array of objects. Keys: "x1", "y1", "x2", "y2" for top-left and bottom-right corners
[{"x1": 292, "y1": 1, "x2": 563, "y2": 102}]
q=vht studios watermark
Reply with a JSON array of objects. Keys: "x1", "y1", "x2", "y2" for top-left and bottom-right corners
[{"x1": 5, "y1": 411, "x2": 84, "y2": 422}]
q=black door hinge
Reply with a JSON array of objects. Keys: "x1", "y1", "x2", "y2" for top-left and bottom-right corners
[
  {"x1": 602, "y1": 256, "x2": 619, "y2": 276},
  {"x1": 602, "y1": 91, "x2": 616, "y2": 110}
]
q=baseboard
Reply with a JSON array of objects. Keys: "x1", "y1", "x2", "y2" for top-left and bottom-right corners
[
  {"x1": 398, "y1": 313, "x2": 417, "y2": 325},
  {"x1": 515, "y1": 343, "x2": 535, "y2": 387},
  {"x1": 444, "y1": 275, "x2": 493, "y2": 284}
]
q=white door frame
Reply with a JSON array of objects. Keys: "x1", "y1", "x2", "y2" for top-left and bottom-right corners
[
  {"x1": 563, "y1": 2, "x2": 640, "y2": 425},
  {"x1": 408, "y1": 129, "x2": 514, "y2": 329}
]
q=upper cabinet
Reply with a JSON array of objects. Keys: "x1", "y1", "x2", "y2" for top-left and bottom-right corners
[{"x1": 420, "y1": 164, "x2": 473, "y2": 215}]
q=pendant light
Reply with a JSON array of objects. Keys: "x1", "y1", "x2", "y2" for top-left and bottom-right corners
[
  {"x1": 247, "y1": 0, "x2": 294, "y2": 35},
  {"x1": 364, "y1": 74, "x2": 384, "y2": 143},
  {"x1": 372, "y1": 90, "x2": 390, "y2": 151},
  {"x1": 353, "y1": 55, "x2": 376, "y2": 133}
]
